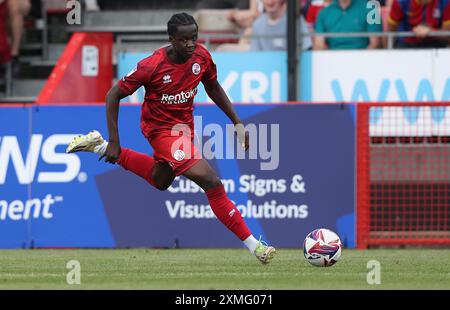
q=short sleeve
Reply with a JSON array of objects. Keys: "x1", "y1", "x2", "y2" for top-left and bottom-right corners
[
  {"x1": 315, "y1": 9, "x2": 326, "y2": 33},
  {"x1": 388, "y1": 0, "x2": 404, "y2": 26},
  {"x1": 201, "y1": 51, "x2": 217, "y2": 84},
  {"x1": 117, "y1": 62, "x2": 149, "y2": 96}
]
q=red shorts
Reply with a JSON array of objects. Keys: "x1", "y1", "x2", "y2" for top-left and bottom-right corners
[{"x1": 147, "y1": 130, "x2": 202, "y2": 176}]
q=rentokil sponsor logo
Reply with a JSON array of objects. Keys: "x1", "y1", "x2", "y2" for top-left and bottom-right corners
[
  {"x1": 0, "y1": 134, "x2": 81, "y2": 184},
  {"x1": 161, "y1": 88, "x2": 197, "y2": 105}
]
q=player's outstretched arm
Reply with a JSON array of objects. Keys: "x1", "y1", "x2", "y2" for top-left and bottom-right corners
[
  {"x1": 103, "y1": 85, "x2": 128, "y2": 163},
  {"x1": 204, "y1": 79, "x2": 249, "y2": 151}
]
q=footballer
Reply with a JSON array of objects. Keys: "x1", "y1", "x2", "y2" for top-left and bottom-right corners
[{"x1": 66, "y1": 13, "x2": 276, "y2": 264}]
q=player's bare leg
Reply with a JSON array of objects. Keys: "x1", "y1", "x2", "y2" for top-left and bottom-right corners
[
  {"x1": 150, "y1": 162, "x2": 175, "y2": 190},
  {"x1": 183, "y1": 159, "x2": 276, "y2": 264},
  {"x1": 181, "y1": 158, "x2": 222, "y2": 190}
]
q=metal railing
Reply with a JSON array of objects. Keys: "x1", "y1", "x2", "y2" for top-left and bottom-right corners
[
  {"x1": 110, "y1": 30, "x2": 450, "y2": 51},
  {"x1": 302, "y1": 31, "x2": 450, "y2": 49}
]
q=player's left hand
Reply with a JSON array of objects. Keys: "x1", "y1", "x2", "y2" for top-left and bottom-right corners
[
  {"x1": 235, "y1": 123, "x2": 249, "y2": 151},
  {"x1": 100, "y1": 140, "x2": 121, "y2": 164}
]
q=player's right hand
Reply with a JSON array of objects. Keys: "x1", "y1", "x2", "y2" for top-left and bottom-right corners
[{"x1": 101, "y1": 141, "x2": 121, "y2": 164}]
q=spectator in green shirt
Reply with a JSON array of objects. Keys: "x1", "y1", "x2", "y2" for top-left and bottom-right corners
[{"x1": 314, "y1": 0, "x2": 382, "y2": 49}]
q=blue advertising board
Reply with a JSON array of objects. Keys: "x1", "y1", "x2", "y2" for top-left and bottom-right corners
[{"x1": 0, "y1": 104, "x2": 355, "y2": 248}]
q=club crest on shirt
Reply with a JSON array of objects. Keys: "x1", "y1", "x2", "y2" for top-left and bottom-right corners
[
  {"x1": 192, "y1": 63, "x2": 201, "y2": 75},
  {"x1": 173, "y1": 149, "x2": 185, "y2": 161}
]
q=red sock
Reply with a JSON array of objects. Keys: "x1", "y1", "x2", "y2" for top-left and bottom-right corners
[
  {"x1": 206, "y1": 185, "x2": 252, "y2": 241},
  {"x1": 117, "y1": 148, "x2": 156, "y2": 187}
]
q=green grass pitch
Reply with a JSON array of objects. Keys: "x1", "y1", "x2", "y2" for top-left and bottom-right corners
[{"x1": 0, "y1": 249, "x2": 449, "y2": 289}]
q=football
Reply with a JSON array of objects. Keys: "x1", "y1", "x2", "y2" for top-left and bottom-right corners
[{"x1": 303, "y1": 228, "x2": 342, "y2": 267}]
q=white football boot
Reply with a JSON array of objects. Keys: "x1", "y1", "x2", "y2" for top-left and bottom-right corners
[
  {"x1": 254, "y1": 238, "x2": 276, "y2": 264},
  {"x1": 66, "y1": 130, "x2": 106, "y2": 155}
]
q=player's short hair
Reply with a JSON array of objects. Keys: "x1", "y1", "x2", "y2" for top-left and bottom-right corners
[{"x1": 167, "y1": 13, "x2": 198, "y2": 37}]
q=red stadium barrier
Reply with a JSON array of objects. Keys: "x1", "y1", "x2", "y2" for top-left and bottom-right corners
[
  {"x1": 37, "y1": 32, "x2": 113, "y2": 104},
  {"x1": 357, "y1": 102, "x2": 450, "y2": 248}
]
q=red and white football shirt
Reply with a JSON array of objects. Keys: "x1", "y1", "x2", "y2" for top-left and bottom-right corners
[{"x1": 118, "y1": 44, "x2": 217, "y2": 139}]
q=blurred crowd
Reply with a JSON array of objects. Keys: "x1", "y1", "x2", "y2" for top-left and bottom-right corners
[
  {"x1": 0, "y1": 0, "x2": 449, "y2": 70},
  {"x1": 0, "y1": 0, "x2": 33, "y2": 67},
  {"x1": 196, "y1": 0, "x2": 450, "y2": 51}
]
